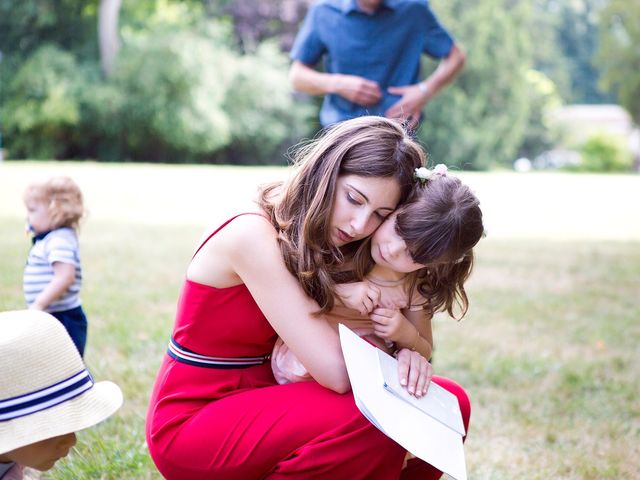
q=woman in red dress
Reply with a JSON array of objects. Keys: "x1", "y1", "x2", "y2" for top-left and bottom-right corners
[{"x1": 146, "y1": 116, "x2": 468, "y2": 479}]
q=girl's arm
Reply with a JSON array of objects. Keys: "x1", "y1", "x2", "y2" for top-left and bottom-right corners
[
  {"x1": 30, "y1": 262, "x2": 75, "y2": 310},
  {"x1": 369, "y1": 308, "x2": 433, "y2": 361},
  {"x1": 189, "y1": 214, "x2": 351, "y2": 393},
  {"x1": 402, "y1": 309, "x2": 433, "y2": 361}
]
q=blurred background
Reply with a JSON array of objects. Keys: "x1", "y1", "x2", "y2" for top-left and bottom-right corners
[{"x1": 0, "y1": 0, "x2": 638, "y2": 171}]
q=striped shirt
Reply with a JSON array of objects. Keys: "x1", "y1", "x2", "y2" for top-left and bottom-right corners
[{"x1": 24, "y1": 228, "x2": 82, "y2": 312}]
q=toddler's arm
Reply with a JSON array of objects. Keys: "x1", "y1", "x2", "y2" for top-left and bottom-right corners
[{"x1": 30, "y1": 262, "x2": 75, "y2": 310}]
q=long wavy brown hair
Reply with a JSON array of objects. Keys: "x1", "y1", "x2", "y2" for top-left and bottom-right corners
[
  {"x1": 395, "y1": 175, "x2": 484, "y2": 319},
  {"x1": 258, "y1": 116, "x2": 425, "y2": 313}
]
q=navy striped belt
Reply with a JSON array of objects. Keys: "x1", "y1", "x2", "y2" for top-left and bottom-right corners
[{"x1": 167, "y1": 337, "x2": 271, "y2": 369}]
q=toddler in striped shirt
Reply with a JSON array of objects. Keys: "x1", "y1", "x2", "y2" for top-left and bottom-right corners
[{"x1": 23, "y1": 176, "x2": 88, "y2": 357}]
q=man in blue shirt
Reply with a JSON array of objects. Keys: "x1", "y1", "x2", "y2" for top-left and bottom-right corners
[{"x1": 289, "y1": 0, "x2": 465, "y2": 129}]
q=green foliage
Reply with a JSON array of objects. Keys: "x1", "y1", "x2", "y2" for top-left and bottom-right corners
[
  {"x1": 418, "y1": 0, "x2": 532, "y2": 169},
  {"x1": 531, "y1": 0, "x2": 614, "y2": 105},
  {"x1": 222, "y1": 42, "x2": 314, "y2": 164},
  {"x1": 0, "y1": 13, "x2": 312, "y2": 164},
  {"x1": 112, "y1": 25, "x2": 234, "y2": 159},
  {"x1": 0, "y1": 0, "x2": 98, "y2": 60},
  {"x1": 554, "y1": 0, "x2": 613, "y2": 104},
  {"x1": 2, "y1": 0, "x2": 632, "y2": 166},
  {"x1": 121, "y1": 0, "x2": 204, "y2": 32},
  {"x1": 86, "y1": 21, "x2": 313, "y2": 163},
  {"x1": 1, "y1": 45, "x2": 81, "y2": 158},
  {"x1": 597, "y1": 0, "x2": 640, "y2": 123},
  {"x1": 517, "y1": 69, "x2": 563, "y2": 159},
  {"x1": 573, "y1": 133, "x2": 633, "y2": 172}
]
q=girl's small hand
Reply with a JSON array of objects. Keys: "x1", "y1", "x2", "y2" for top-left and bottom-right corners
[
  {"x1": 396, "y1": 348, "x2": 432, "y2": 397},
  {"x1": 335, "y1": 281, "x2": 381, "y2": 315},
  {"x1": 369, "y1": 307, "x2": 412, "y2": 342}
]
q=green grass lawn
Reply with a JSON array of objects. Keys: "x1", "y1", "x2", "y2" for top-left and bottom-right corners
[{"x1": 1, "y1": 161, "x2": 639, "y2": 479}]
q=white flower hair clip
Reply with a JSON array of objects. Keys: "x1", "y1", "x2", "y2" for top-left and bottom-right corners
[{"x1": 414, "y1": 164, "x2": 448, "y2": 184}]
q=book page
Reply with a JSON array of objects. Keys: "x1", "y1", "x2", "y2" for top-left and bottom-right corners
[
  {"x1": 377, "y1": 349, "x2": 466, "y2": 436},
  {"x1": 339, "y1": 324, "x2": 467, "y2": 480}
]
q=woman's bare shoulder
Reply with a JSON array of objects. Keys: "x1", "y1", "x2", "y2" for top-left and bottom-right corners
[
  {"x1": 188, "y1": 208, "x2": 276, "y2": 287},
  {"x1": 199, "y1": 202, "x2": 271, "y2": 240},
  {"x1": 199, "y1": 208, "x2": 275, "y2": 257}
]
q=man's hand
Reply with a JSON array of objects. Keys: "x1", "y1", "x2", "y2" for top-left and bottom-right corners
[
  {"x1": 332, "y1": 74, "x2": 383, "y2": 107},
  {"x1": 385, "y1": 44, "x2": 466, "y2": 129},
  {"x1": 385, "y1": 83, "x2": 429, "y2": 129}
]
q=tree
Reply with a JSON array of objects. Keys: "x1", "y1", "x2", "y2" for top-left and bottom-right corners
[
  {"x1": 417, "y1": 0, "x2": 534, "y2": 169},
  {"x1": 597, "y1": 0, "x2": 640, "y2": 123},
  {"x1": 517, "y1": 69, "x2": 563, "y2": 160},
  {"x1": 528, "y1": 0, "x2": 614, "y2": 105},
  {"x1": 207, "y1": 0, "x2": 311, "y2": 53},
  {"x1": 0, "y1": 0, "x2": 98, "y2": 60},
  {"x1": 98, "y1": 0, "x2": 122, "y2": 77},
  {"x1": 0, "y1": 0, "x2": 98, "y2": 105}
]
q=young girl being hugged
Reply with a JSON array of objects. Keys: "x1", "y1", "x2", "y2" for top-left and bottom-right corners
[
  {"x1": 273, "y1": 165, "x2": 484, "y2": 401},
  {"x1": 23, "y1": 176, "x2": 88, "y2": 357}
]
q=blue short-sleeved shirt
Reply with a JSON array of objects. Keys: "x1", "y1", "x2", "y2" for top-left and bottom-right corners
[{"x1": 290, "y1": 0, "x2": 454, "y2": 126}]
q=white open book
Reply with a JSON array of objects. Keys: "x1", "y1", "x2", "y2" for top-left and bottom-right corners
[{"x1": 339, "y1": 323, "x2": 467, "y2": 480}]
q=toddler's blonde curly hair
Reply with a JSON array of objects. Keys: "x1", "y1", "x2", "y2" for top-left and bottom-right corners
[{"x1": 24, "y1": 176, "x2": 85, "y2": 230}]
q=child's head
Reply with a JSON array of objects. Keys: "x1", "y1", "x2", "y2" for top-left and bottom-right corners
[
  {"x1": 23, "y1": 177, "x2": 85, "y2": 234},
  {"x1": 395, "y1": 172, "x2": 484, "y2": 267},
  {"x1": 0, "y1": 310, "x2": 122, "y2": 471},
  {"x1": 371, "y1": 168, "x2": 484, "y2": 317}
]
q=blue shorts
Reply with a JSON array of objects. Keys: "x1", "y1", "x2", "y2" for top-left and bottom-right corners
[{"x1": 51, "y1": 305, "x2": 88, "y2": 357}]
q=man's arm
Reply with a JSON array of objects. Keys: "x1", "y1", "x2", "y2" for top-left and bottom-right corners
[
  {"x1": 386, "y1": 44, "x2": 466, "y2": 128},
  {"x1": 289, "y1": 60, "x2": 382, "y2": 107},
  {"x1": 419, "y1": 43, "x2": 466, "y2": 102}
]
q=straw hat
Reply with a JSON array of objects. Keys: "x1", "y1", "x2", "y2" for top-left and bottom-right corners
[{"x1": 0, "y1": 310, "x2": 123, "y2": 453}]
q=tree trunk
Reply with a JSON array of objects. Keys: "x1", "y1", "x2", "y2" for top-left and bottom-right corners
[{"x1": 98, "y1": 0, "x2": 122, "y2": 78}]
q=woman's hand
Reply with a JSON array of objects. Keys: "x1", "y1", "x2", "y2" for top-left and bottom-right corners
[
  {"x1": 396, "y1": 348, "x2": 433, "y2": 397},
  {"x1": 335, "y1": 281, "x2": 381, "y2": 315}
]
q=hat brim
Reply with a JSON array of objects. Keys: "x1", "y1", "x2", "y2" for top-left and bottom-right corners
[{"x1": 0, "y1": 380, "x2": 123, "y2": 453}]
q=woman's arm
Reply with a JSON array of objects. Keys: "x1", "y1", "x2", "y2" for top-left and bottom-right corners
[{"x1": 189, "y1": 214, "x2": 351, "y2": 393}]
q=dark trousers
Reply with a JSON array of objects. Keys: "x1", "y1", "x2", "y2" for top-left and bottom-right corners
[{"x1": 51, "y1": 305, "x2": 88, "y2": 357}]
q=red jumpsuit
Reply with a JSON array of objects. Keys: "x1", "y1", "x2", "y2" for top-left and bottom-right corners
[{"x1": 146, "y1": 215, "x2": 470, "y2": 479}]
